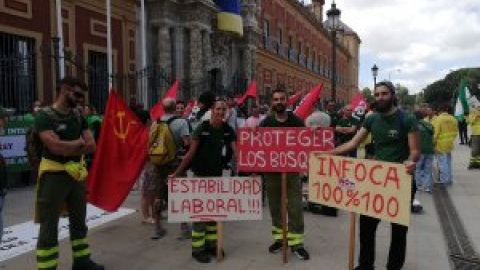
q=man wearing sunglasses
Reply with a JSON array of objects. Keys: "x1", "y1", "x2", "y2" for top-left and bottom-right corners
[{"x1": 34, "y1": 77, "x2": 103, "y2": 270}]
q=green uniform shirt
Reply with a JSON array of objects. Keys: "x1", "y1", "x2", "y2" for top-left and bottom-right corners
[
  {"x1": 259, "y1": 112, "x2": 305, "y2": 128},
  {"x1": 336, "y1": 116, "x2": 360, "y2": 144},
  {"x1": 24, "y1": 113, "x2": 35, "y2": 122},
  {"x1": 327, "y1": 111, "x2": 339, "y2": 127},
  {"x1": 34, "y1": 107, "x2": 88, "y2": 163},
  {"x1": 418, "y1": 120, "x2": 434, "y2": 154},
  {"x1": 363, "y1": 110, "x2": 417, "y2": 163},
  {"x1": 191, "y1": 121, "x2": 236, "y2": 176}
]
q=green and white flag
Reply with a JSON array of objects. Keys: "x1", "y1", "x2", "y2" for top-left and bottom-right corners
[{"x1": 454, "y1": 80, "x2": 470, "y2": 120}]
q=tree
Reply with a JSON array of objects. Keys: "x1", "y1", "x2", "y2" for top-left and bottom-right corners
[
  {"x1": 361, "y1": 87, "x2": 374, "y2": 104},
  {"x1": 423, "y1": 68, "x2": 480, "y2": 107},
  {"x1": 395, "y1": 84, "x2": 415, "y2": 111}
]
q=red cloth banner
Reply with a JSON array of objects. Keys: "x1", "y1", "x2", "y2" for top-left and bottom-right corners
[
  {"x1": 236, "y1": 80, "x2": 258, "y2": 106},
  {"x1": 294, "y1": 84, "x2": 324, "y2": 120},
  {"x1": 87, "y1": 90, "x2": 149, "y2": 211},
  {"x1": 150, "y1": 79, "x2": 179, "y2": 120},
  {"x1": 236, "y1": 127, "x2": 334, "y2": 173},
  {"x1": 350, "y1": 92, "x2": 368, "y2": 121},
  {"x1": 287, "y1": 92, "x2": 302, "y2": 106}
]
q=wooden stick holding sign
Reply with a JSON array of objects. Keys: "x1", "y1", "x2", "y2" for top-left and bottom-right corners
[
  {"x1": 281, "y1": 172, "x2": 288, "y2": 264},
  {"x1": 217, "y1": 222, "x2": 224, "y2": 261},
  {"x1": 348, "y1": 213, "x2": 356, "y2": 270},
  {"x1": 308, "y1": 153, "x2": 412, "y2": 269}
]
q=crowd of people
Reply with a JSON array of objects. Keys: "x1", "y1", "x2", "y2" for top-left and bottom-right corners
[{"x1": 1, "y1": 76, "x2": 480, "y2": 270}]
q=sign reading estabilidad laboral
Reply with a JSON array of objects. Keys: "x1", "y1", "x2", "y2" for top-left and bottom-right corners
[
  {"x1": 308, "y1": 153, "x2": 412, "y2": 226},
  {"x1": 168, "y1": 176, "x2": 262, "y2": 222},
  {"x1": 237, "y1": 127, "x2": 334, "y2": 173}
]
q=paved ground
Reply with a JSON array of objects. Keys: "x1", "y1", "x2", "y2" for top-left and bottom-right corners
[{"x1": 3, "y1": 143, "x2": 479, "y2": 270}]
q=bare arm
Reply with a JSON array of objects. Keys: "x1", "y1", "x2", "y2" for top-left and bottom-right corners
[
  {"x1": 39, "y1": 130, "x2": 85, "y2": 157},
  {"x1": 82, "y1": 129, "x2": 96, "y2": 154},
  {"x1": 405, "y1": 131, "x2": 421, "y2": 174},
  {"x1": 171, "y1": 138, "x2": 199, "y2": 177},
  {"x1": 326, "y1": 127, "x2": 369, "y2": 155}
]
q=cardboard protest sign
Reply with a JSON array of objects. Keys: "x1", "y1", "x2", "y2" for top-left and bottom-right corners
[
  {"x1": 168, "y1": 176, "x2": 262, "y2": 222},
  {"x1": 308, "y1": 153, "x2": 412, "y2": 226},
  {"x1": 237, "y1": 127, "x2": 334, "y2": 172}
]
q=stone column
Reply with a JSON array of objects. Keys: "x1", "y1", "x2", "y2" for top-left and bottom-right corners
[
  {"x1": 174, "y1": 27, "x2": 184, "y2": 98},
  {"x1": 202, "y1": 30, "x2": 212, "y2": 73},
  {"x1": 189, "y1": 26, "x2": 204, "y2": 98},
  {"x1": 157, "y1": 25, "x2": 172, "y2": 96}
]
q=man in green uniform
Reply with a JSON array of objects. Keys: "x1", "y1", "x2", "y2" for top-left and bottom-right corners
[
  {"x1": 34, "y1": 77, "x2": 104, "y2": 270},
  {"x1": 327, "y1": 81, "x2": 420, "y2": 270},
  {"x1": 259, "y1": 88, "x2": 310, "y2": 260},
  {"x1": 335, "y1": 104, "x2": 360, "y2": 157}
]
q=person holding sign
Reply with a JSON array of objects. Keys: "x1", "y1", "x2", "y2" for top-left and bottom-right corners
[
  {"x1": 170, "y1": 98, "x2": 237, "y2": 263},
  {"x1": 259, "y1": 88, "x2": 310, "y2": 260},
  {"x1": 326, "y1": 81, "x2": 420, "y2": 270}
]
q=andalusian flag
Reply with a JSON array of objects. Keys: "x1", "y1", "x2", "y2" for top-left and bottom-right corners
[
  {"x1": 214, "y1": 0, "x2": 243, "y2": 36},
  {"x1": 455, "y1": 80, "x2": 470, "y2": 120}
]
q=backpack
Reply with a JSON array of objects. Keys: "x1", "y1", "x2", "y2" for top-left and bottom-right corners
[
  {"x1": 25, "y1": 107, "x2": 82, "y2": 166},
  {"x1": 148, "y1": 116, "x2": 179, "y2": 166}
]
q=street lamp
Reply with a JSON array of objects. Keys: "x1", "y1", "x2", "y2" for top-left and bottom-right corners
[
  {"x1": 371, "y1": 64, "x2": 378, "y2": 90},
  {"x1": 326, "y1": 0, "x2": 341, "y2": 102}
]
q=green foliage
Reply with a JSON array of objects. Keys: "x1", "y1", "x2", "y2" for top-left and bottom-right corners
[
  {"x1": 361, "y1": 87, "x2": 374, "y2": 104},
  {"x1": 395, "y1": 84, "x2": 416, "y2": 112},
  {"x1": 423, "y1": 68, "x2": 480, "y2": 106}
]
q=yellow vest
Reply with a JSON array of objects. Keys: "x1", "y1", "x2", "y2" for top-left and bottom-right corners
[
  {"x1": 433, "y1": 113, "x2": 458, "y2": 153},
  {"x1": 467, "y1": 109, "x2": 480, "y2": 136}
]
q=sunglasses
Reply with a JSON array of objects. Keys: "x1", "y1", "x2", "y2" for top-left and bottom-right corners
[{"x1": 73, "y1": 91, "x2": 85, "y2": 99}]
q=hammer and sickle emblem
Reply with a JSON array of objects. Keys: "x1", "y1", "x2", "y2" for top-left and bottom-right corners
[{"x1": 113, "y1": 111, "x2": 136, "y2": 142}]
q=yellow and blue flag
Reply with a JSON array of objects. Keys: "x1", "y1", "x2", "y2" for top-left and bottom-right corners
[{"x1": 215, "y1": 0, "x2": 243, "y2": 36}]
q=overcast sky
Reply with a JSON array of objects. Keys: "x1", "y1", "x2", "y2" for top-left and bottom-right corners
[{"x1": 305, "y1": 0, "x2": 480, "y2": 93}]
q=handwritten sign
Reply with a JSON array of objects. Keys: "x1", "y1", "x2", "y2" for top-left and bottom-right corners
[
  {"x1": 168, "y1": 176, "x2": 262, "y2": 222},
  {"x1": 308, "y1": 153, "x2": 412, "y2": 226},
  {"x1": 237, "y1": 127, "x2": 334, "y2": 172}
]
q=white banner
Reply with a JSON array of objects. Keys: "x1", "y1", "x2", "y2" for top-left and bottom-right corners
[
  {"x1": 0, "y1": 135, "x2": 26, "y2": 158},
  {"x1": 168, "y1": 176, "x2": 262, "y2": 222},
  {"x1": 0, "y1": 204, "x2": 135, "y2": 262}
]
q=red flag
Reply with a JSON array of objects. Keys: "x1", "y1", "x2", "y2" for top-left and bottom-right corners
[
  {"x1": 350, "y1": 92, "x2": 368, "y2": 120},
  {"x1": 150, "y1": 79, "x2": 179, "y2": 120},
  {"x1": 87, "y1": 90, "x2": 149, "y2": 211},
  {"x1": 236, "y1": 80, "x2": 257, "y2": 106},
  {"x1": 183, "y1": 100, "x2": 197, "y2": 118},
  {"x1": 287, "y1": 92, "x2": 302, "y2": 106},
  {"x1": 294, "y1": 84, "x2": 324, "y2": 120}
]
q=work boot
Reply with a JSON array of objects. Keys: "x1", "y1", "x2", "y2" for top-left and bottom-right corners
[
  {"x1": 291, "y1": 246, "x2": 310, "y2": 260},
  {"x1": 151, "y1": 227, "x2": 167, "y2": 240},
  {"x1": 268, "y1": 241, "x2": 282, "y2": 253},
  {"x1": 72, "y1": 259, "x2": 105, "y2": 270},
  {"x1": 192, "y1": 250, "x2": 211, "y2": 263}
]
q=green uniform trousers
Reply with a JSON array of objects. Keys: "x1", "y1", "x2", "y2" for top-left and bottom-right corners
[
  {"x1": 264, "y1": 173, "x2": 305, "y2": 247},
  {"x1": 192, "y1": 222, "x2": 217, "y2": 253},
  {"x1": 470, "y1": 135, "x2": 480, "y2": 168},
  {"x1": 36, "y1": 172, "x2": 91, "y2": 270}
]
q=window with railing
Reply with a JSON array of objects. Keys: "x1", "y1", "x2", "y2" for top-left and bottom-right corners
[
  {"x1": 0, "y1": 32, "x2": 36, "y2": 114},
  {"x1": 87, "y1": 50, "x2": 109, "y2": 113}
]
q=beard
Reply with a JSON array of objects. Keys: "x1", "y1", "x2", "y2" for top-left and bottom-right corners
[
  {"x1": 66, "y1": 95, "x2": 77, "y2": 108},
  {"x1": 375, "y1": 98, "x2": 394, "y2": 113},
  {"x1": 272, "y1": 103, "x2": 286, "y2": 113}
]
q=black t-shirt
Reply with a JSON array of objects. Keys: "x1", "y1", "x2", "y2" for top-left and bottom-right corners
[{"x1": 259, "y1": 112, "x2": 305, "y2": 128}]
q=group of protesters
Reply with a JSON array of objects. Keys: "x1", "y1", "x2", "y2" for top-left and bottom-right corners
[{"x1": 2, "y1": 75, "x2": 479, "y2": 270}]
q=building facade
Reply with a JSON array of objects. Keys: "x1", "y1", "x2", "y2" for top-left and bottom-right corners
[
  {"x1": 145, "y1": 0, "x2": 260, "y2": 105},
  {"x1": 0, "y1": 0, "x2": 137, "y2": 113},
  {"x1": 257, "y1": 0, "x2": 360, "y2": 105}
]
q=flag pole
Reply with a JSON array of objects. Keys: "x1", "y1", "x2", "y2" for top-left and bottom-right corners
[
  {"x1": 55, "y1": 0, "x2": 65, "y2": 79},
  {"x1": 140, "y1": 0, "x2": 147, "y2": 107},
  {"x1": 281, "y1": 172, "x2": 288, "y2": 264},
  {"x1": 106, "y1": 0, "x2": 113, "y2": 90}
]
